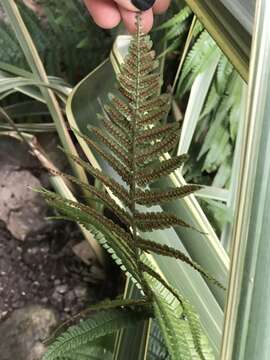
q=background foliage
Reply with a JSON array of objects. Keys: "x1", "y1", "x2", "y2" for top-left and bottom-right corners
[{"x1": 0, "y1": 0, "x2": 113, "y2": 84}]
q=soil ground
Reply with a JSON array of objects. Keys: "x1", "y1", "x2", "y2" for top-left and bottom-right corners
[{"x1": 0, "y1": 219, "x2": 119, "y2": 323}]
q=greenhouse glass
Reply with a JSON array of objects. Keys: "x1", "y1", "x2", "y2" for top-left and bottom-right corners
[{"x1": 221, "y1": 0, "x2": 256, "y2": 32}]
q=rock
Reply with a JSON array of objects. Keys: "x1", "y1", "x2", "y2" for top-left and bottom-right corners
[
  {"x1": 72, "y1": 240, "x2": 95, "y2": 265},
  {"x1": 0, "y1": 137, "x2": 48, "y2": 240},
  {"x1": 55, "y1": 285, "x2": 68, "y2": 294},
  {"x1": 0, "y1": 136, "x2": 39, "y2": 170},
  {"x1": 74, "y1": 284, "x2": 88, "y2": 301},
  {"x1": 91, "y1": 265, "x2": 106, "y2": 281},
  {"x1": 0, "y1": 305, "x2": 58, "y2": 360},
  {"x1": 0, "y1": 167, "x2": 48, "y2": 240}
]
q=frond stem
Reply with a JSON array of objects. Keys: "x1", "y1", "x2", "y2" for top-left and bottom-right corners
[{"x1": 130, "y1": 14, "x2": 152, "y2": 299}]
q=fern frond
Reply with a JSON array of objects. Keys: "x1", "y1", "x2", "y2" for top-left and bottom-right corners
[
  {"x1": 137, "y1": 238, "x2": 225, "y2": 290},
  {"x1": 178, "y1": 30, "x2": 221, "y2": 96},
  {"x1": 60, "y1": 150, "x2": 131, "y2": 207},
  {"x1": 216, "y1": 55, "x2": 233, "y2": 94},
  {"x1": 153, "y1": 295, "x2": 197, "y2": 360},
  {"x1": 89, "y1": 127, "x2": 131, "y2": 167},
  {"x1": 45, "y1": 192, "x2": 133, "y2": 252},
  {"x1": 40, "y1": 190, "x2": 140, "y2": 277},
  {"x1": 118, "y1": 72, "x2": 160, "y2": 100},
  {"x1": 143, "y1": 259, "x2": 196, "y2": 360},
  {"x1": 98, "y1": 114, "x2": 132, "y2": 151},
  {"x1": 50, "y1": 169, "x2": 131, "y2": 227},
  {"x1": 104, "y1": 102, "x2": 132, "y2": 134},
  {"x1": 47, "y1": 297, "x2": 151, "y2": 345},
  {"x1": 136, "y1": 132, "x2": 178, "y2": 164},
  {"x1": 82, "y1": 223, "x2": 142, "y2": 289},
  {"x1": 135, "y1": 185, "x2": 201, "y2": 206},
  {"x1": 156, "y1": 6, "x2": 192, "y2": 31},
  {"x1": 82, "y1": 297, "x2": 150, "y2": 313},
  {"x1": 136, "y1": 154, "x2": 189, "y2": 185},
  {"x1": 200, "y1": 55, "x2": 233, "y2": 120},
  {"x1": 142, "y1": 263, "x2": 214, "y2": 360},
  {"x1": 107, "y1": 93, "x2": 132, "y2": 119},
  {"x1": 61, "y1": 345, "x2": 112, "y2": 360},
  {"x1": 135, "y1": 211, "x2": 195, "y2": 232},
  {"x1": 42, "y1": 309, "x2": 149, "y2": 360},
  {"x1": 139, "y1": 93, "x2": 171, "y2": 114},
  {"x1": 136, "y1": 122, "x2": 180, "y2": 144},
  {"x1": 137, "y1": 106, "x2": 171, "y2": 127},
  {"x1": 42, "y1": 14, "x2": 216, "y2": 360},
  {"x1": 73, "y1": 129, "x2": 131, "y2": 184}
]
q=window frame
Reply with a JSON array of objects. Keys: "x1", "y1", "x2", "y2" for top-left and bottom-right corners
[{"x1": 185, "y1": 0, "x2": 252, "y2": 81}]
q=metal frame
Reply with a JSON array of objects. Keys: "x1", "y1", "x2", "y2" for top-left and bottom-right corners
[{"x1": 185, "y1": 0, "x2": 251, "y2": 81}]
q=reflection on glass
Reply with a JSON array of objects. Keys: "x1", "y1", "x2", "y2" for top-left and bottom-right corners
[{"x1": 220, "y1": 0, "x2": 256, "y2": 32}]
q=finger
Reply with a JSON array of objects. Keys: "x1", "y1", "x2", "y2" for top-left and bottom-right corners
[
  {"x1": 114, "y1": 0, "x2": 156, "y2": 11},
  {"x1": 118, "y1": 6, "x2": 154, "y2": 33},
  {"x1": 84, "y1": 0, "x2": 121, "y2": 29},
  {"x1": 113, "y1": 0, "x2": 137, "y2": 11},
  {"x1": 153, "y1": 0, "x2": 170, "y2": 14}
]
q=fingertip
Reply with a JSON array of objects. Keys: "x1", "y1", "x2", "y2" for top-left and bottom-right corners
[
  {"x1": 95, "y1": 14, "x2": 121, "y2": 29},
  {"x1": 153, "y1": 0, "x2": 171, "y2": 14},
  {"x1": 119, "y1": 8, "x2": 154, "y2": 33},
  {"x1": 84, "y1": 0, "x2": 121, "y2": 29}
]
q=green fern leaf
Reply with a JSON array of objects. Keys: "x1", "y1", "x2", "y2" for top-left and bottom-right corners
[
  {"x1": 81, "y1": 223, "x2": 142, "y2": 289},
  {"x1": 157, "y1": 6, "x2": 192, "y2": 31},
  {"x1": 60, "y1": 345, "x2": 112, "y2": 360},
  {"x1": 40, "y1": 190, "x2": 141, "y2": 282},
  {"x1": 42, "y1": 309, "x2": 149, "y2": 360},
  {"x1": 60, "y1": 150, "x2": 131, "y2": 207},
  {"x1": 157, "y1": 6, "x2": 193, "y2": 43},
  {"x1": 50, "y1": 170, "x2": 131, "y2": 227},
  {"x1": 178, "y1": 31, "x2": 221, "y2": 96},
  {"x1": 47, "y1": 297, "x2": 150, "y2": 345},
  {"x1": 142, "y1": 262, "x2": 214, "y2": 360},
  {"x1": 153, "y1": 295, "x2": 197, "y2": 360},
  {"x1": 216, "y1": 55, "x2": 233, "y2": 94}
]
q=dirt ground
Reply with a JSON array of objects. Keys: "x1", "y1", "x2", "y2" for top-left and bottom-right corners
[{"x1": 0, "y1": 217, "x2": 119, "y2": 323}]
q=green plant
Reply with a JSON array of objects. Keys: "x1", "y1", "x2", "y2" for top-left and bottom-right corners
[
  {"x1": 0, "y1": 0, "x2": 113, "y2": 84},
  {"x1": 0, "y1": 0, "x2": 105, "y2": 263},
  {"x1": 41, "y1": 16, "x2": 223, "y2": 360},
  {"x1": 159, "y1": 7, "x2": 244, "y2": 189},
  {"x1": 181, "y1": 45, "x2": 243, "y2": 189}
]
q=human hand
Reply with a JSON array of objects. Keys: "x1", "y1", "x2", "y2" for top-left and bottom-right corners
[{"x1": 83, "y1": 0, "x2": 171, "y2": 33}]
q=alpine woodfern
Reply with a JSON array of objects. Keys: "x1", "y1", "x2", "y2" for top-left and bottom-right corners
[{"x1": 41, "y1": 16, "x2": 222, "y2": 360}]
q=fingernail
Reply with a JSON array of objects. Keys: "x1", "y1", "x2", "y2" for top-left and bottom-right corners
[{"x1": 131, "y1": 0, "x2": 156, "y2": 11}]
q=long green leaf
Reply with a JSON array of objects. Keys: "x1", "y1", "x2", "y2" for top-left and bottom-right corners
[{"x1": 1, "y1": 0, "x2": 88, "y2": 184}]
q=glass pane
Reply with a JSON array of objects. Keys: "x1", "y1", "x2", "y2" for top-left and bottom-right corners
[{"x1": 221, "y1": 0, "x2": 256, "y2": 32}]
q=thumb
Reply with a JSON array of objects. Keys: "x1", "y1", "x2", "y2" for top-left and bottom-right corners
[{"x1": 114, "y1": 0, "x2": 156, "y2": 11}]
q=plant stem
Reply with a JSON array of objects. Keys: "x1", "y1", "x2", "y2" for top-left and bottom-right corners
[{"x1": 130, "y1": 15, "x2": 152, "y2": 299}]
